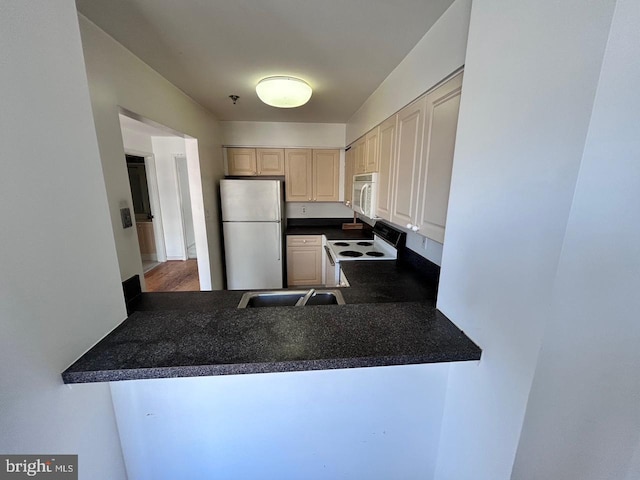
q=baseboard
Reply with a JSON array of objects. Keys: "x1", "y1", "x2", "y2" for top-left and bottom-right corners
[{"x1": 166, "y1": 255, "x2": 186, "y2": 261}]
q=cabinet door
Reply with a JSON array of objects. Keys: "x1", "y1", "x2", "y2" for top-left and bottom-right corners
[
  {"x1": 287, "y1": 246, "x2": 322, "y2": 286},
  {"x1": 376, "y1": 115, "x2": 397, "y2": 221},
  {"x1": 256, "y1": 148, "x2": 285, "y2": 175},
  {"x1": 416, "y1": 73, "x2": 463, "y2": 242},
  {"x1": 227, "y1": 148, "x2": 257, "y2": 176},
  {"x1": 364, "y1": 127, "x2": 379, "y2": 173},
  {"x1": 344, "y1": 146, "x2": 355, "y2": 206},
  {"x1": 312, "y1": 149, "x2": 340, "y2": 202},
  {"x1": 390, "y1": 96, "x2": 426, "y2": 227},
  {"x1": 287, "y1": 235, "x2": 322, "y2": 286},
  {"x1": 285, "y1": 149, "x2": 312, "y2": 201},
  {"x1": 353, "y1": 137, "x2": 366, "y2": 174}
]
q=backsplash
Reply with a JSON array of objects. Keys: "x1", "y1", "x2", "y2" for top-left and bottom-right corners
[
  {"x1": 398, "y1": 245, "x2": 441, "y2": 288},
  {"x1": 286, "y1": 202, "x2": 354, "y2": 219}
]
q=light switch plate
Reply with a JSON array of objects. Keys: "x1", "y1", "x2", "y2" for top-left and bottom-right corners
[{"x1": 120, "y1": 207, "x2": 133, "y2": 228}]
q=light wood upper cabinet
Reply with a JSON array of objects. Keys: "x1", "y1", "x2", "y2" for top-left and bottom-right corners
[
  {"x1": 416, "y1": 73, "x2": 463, "y2": 242},
  {"x1": 285, "y1": 148, "x2": 340, "y2": 202},
  {"x1": 365, "y1": 127, "x2": 379, "y2": 173},
  {"x1": 390, "y1": 96, "x2": 426, "y2": 228},
  {"x1": 227, "y1": 148, "x2": 257, "y2": 176},
  {"x1": 376, "y1": 115, "x2": 397, "y2": 221},
  {"x1": 227, "y1": 148, "x2": 284, "y2": 176},
  {"x1": 353, "y1": 137, "x2": 366, "y2": 175},
  {"x1": 256, "y1": 148, "x2": 285, "y2": 175},
  {"x1": 313, "y1": 149, "x2": 340, "y2": 202},
  {"x1": 344, "y1": 146, "x2": 355, "y2": 206},
  {"x1": 285, "y1": 149, "x2": 313, "y2": 201}
]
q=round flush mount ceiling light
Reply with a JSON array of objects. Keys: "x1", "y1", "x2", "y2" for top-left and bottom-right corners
[{"x1": 256, "y1": 76, "x2": 312, "y2": 108}]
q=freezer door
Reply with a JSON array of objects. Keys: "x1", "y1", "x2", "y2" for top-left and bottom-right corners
[
  {"x1": 223, "y1": 221, "x2": 283, "y2": 290},
  {"x1": 220, "y1": 179, "x2": 282, "y2": 222}
]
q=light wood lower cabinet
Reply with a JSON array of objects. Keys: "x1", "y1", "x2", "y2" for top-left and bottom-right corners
[
  {"x1": 286, "y1": 235, "x2": 323, "y2": 286},
  {"x1": 285, "y1": 149, "x2": 340, "y2": 202}
]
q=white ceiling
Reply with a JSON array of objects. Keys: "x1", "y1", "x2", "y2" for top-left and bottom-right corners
[{"x1": 76, "y1": 0, "x2": 455, "y2": 123}]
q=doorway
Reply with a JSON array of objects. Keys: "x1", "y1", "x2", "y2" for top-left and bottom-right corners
[
  {"x1": 126, "y1": 154, "x2": 161, "y2": 273},
  {"x1": 118, "y1": 112, "x2": 210, "y2": 291}
]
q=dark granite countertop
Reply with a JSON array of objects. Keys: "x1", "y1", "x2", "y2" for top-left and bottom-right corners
[
  {"x1": 63, "y1": 219, "x2": 481, "y2": 384},
  {"x1": 63, "y1": 303, "x2": 480, "y2": 383}
]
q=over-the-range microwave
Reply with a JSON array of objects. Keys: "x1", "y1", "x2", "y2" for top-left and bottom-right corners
[{"x1": 352, "y1": 173, "x2": 378, "y2": 219}]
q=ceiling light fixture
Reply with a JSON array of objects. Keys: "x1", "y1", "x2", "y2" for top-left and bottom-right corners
[{"x1": 256, "y1": 76, "x2": 312, "y2": 108}]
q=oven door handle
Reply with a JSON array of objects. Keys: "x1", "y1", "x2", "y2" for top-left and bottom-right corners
[{"x1": 324, "y1": 246, "x2": 335, "y2": 266}]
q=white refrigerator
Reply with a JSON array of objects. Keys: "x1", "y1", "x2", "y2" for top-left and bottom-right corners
[{"x1": 220, "y1": 179, "x2": 284, "y2": 290}]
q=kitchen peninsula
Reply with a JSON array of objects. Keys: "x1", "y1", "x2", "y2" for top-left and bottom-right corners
[{"x1": 63, "y1": 220, "x2": 481, "y2": 384}]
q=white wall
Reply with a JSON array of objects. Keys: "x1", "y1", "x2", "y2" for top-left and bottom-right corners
[
  {"x1": 120, "y1": 127, "x2": 153, "y2": 154},
  {"x1": 434, "y1": 0, "x2": 617, "y2": 478},
  {"x1": 79, "y1": 15, "x2": 225, "y2": 289},
  {"x1": 111, "y1": 365, "x2": 449, "y2": 480},
  {"x1": 511, "y1": 1, "x2": 640, "y2": 478},
  {"x1": 286, "y1": 202, "x2": 354, "y2": 219},
  {"x1": 222, "y1": 121, "x2": 345, "y2": 147},
  {"x1": 0, "y1": 2, "x2": 127, "y2": 478},
  {"x1": 346, "y1": 0, "x2": 471, "y2": 144},
  {"x1": 151, "y1": 137, "x2": 188, "y2": 260}
]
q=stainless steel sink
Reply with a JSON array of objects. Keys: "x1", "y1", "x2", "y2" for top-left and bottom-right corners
[{"x1": 237, "y1": 289, "x2": 346, "y2": 308}]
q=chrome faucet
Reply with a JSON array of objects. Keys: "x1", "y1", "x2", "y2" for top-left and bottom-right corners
[{"x1": 295, "y1": 288, "x2": 315, "y2": 307}]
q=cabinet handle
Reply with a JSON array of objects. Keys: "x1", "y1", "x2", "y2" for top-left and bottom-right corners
[{"x1": 406, "y1": 222, "x2": 420, "y2": 232}]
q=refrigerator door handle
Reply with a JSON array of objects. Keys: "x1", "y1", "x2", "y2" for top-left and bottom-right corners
[{"x1": 277, "y1": 226, "x2": 281, "y2": 261}]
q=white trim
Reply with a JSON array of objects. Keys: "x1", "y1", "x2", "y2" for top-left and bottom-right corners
[
  {"x1": 125, "y1": 149, "x2": 167, "y2": 264},
  {"x1": 173, "y1": 155, "x2": 189, "y2": 261},
  {"x1": 166, "y1": 255, "x2": 186, "y2": 261}
]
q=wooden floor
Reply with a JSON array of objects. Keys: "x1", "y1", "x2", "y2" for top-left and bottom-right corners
[{"x1": 144, "y1": 259, "x2": 200, "y2": 292}]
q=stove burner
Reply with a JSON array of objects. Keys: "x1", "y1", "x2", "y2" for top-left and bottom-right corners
[
  {"x1": 366, "y1": 251, "x2": 385, "y2": 257},
  {"x1": 339, "y1": 250, "x2": 363, "y2": 257},
  {"x1": 334, "y1": 242, "x2": 350, "y2": 247},
  {"x1": 357, "y1": 241, "x2": 373, "y2": 246}
]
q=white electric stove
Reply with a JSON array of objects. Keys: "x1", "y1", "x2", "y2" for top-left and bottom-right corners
[{"x1": 324, "y1": 222, "x2": 405, "y2": 286}]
